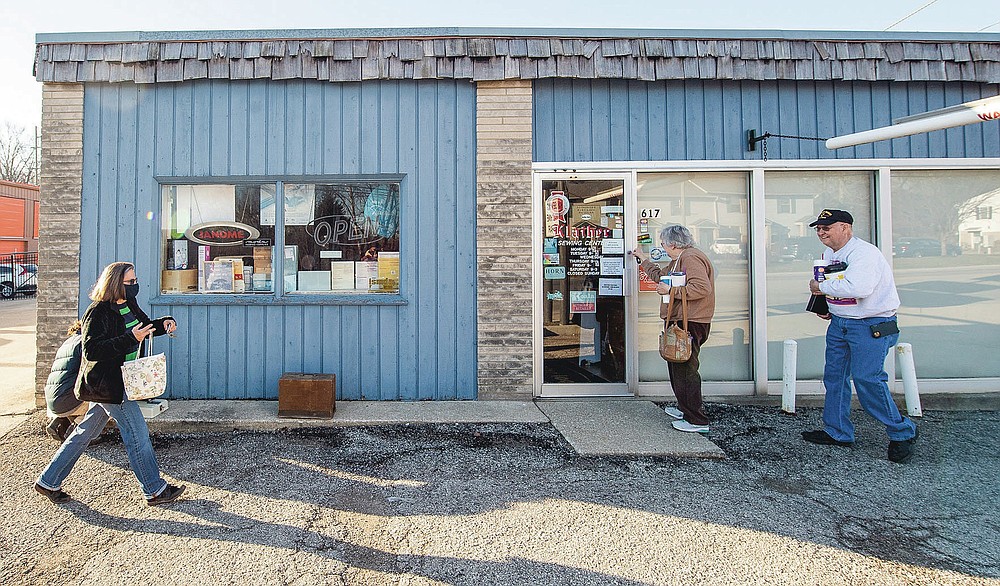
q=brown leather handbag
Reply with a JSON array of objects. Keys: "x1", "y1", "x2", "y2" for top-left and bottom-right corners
[{"x1": 659, "y1": 285, "x2": 693, "y2": 363}]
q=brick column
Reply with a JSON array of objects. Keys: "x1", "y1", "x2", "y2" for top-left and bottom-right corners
[
  {"x1": 34, "y1": 83, "x2": 85, "y2": 405},
  {"x1": 476, "y1": 80, "x2": 534, "y2": 399}
]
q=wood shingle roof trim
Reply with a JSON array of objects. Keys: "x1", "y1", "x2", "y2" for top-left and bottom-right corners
[{"x1": 34, "y1": 37, "x2": 1000, "y2": 84}]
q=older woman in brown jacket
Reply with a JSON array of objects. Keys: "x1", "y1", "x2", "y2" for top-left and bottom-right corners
[{"x1": 631, "y1": 225, "x2": 716, "y2": 433}]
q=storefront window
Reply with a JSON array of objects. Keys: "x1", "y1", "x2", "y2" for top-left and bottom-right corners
[
  {"x1": 764, "y1": 171, "x2": 873, "y2": 380},
  {"x1": 160, "y1": 184, "x2": 275, "y2": 294},
  {"x1": 636, "y1": 172, "x2": 752, "y2": 383},
  {"x1": 891, "y1": 169, "x2": 1000, "y2": 378},
  {"x1": 281, "y1": 183, "x2": 400, "y2": 294},
  {"x1": 160, "y1": 181, "x2": 400, "y2": 296}
]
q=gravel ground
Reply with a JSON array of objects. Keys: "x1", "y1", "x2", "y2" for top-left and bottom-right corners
[{"x1": 1, "y1": 404, "x2": 998, "y2": 586}]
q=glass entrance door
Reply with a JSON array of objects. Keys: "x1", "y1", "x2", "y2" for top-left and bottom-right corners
[{"x1": 536, "y1": 175, "x2": 633, "y2": 397}]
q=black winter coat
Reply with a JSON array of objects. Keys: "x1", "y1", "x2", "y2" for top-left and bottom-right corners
[
  {"x1": 74, "y1": 300, "x2": 171, "y2": 404},
  {"x1": 44, "y1": 333, "x2": 83, "y2": 415}
]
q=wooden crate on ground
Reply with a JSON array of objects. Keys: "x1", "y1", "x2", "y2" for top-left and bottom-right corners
[{"x1": 278, "y1": 373, "x2": 336, "y2": 418}]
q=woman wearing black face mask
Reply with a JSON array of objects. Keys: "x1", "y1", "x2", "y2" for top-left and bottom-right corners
[{"x1": 35, "y1": 262, "x2": 186, "y2": 506}]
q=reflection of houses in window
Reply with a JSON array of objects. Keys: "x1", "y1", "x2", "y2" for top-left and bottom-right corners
[
  {"x1": 690, "y1": 218, "x2": 723, "y2": 246},
  {"x1": 793, "y1": 214, "x2": 817, "y2": 237},
  {"x1": 959, "y1": 188, "x2": 1000, "y2": 252},
  {"x1": 763, "y1": 195, "x2": 818, "y2": 239}
]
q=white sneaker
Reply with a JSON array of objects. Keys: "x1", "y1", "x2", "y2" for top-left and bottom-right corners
[
  {"x1": 663, "y1": 406, "x2": 684, "y2": 420},
  {"x1": 672, "y1": 419, "x2": 709, "y2": 434}
]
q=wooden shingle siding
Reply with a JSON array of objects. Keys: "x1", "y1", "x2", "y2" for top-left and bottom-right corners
[{"x1": 40, "y1": 35, "x2": 999, "y2": 85}]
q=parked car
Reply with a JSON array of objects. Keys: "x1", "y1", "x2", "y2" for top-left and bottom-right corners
[
  {"x1": 0, "y1": 263, "x2": 37, "y2": 298},
  {"x1": 710, "y1": 237, "x2": 743, "y2": 256},
  {"x1": 893, "y1": 238, "x2": 962, "y2": 257},
  {"x1": 775, "y1": 236, "x2": 821, "y2": 261}
]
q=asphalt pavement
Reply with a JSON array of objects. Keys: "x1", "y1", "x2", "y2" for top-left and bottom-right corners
[
  {"x1": 0, "y1": 297, "x2": 37, "y2": 436},
  {"x1": 3, "y1": 298, "x2": 999, "y2": 585},
  {"x1": 2, "y1": 403, "x2": 998, "y2": 585}
]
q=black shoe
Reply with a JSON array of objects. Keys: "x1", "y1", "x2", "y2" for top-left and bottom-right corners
[
  {"x1": 801, "y1": 429, "x2": 853, "y2": 447},
  {"x1": 888, "y1": 430, "x2": 918, "y2": 464},
  {"x1": 34, "y1": 483, "x2": 71, "y2": 504},
  {"x1": 46, "y1": 417, "x2": 72, "y2": 442},
  {"x1": 147, "y1": 484, "x2": 186, "y2": 506}
]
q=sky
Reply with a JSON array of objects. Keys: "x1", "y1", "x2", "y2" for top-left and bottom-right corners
[{"x1": 2, "y1": 0, "x2": 999, "y2": 135}]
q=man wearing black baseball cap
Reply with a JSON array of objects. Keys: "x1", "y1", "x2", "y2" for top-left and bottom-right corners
[
  {"x1": 803, "y1": 208, "x2": 918, "y2": 463},
  {"x1": 808, "y1": 208, "x2": 853, "y2": 228}
]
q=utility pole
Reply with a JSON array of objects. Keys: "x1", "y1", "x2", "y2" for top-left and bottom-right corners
[{"x1": 33, "y1": 125, "x2": 40, "y2": 185}]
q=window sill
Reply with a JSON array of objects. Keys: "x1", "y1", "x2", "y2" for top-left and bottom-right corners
[{"x1": 150, "y1": 293, "x2": 408, "y2": 306}]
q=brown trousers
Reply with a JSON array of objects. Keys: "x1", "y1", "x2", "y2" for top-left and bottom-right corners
[{"x1": 665, "y1": 321, "x2": 711, "y2": 426}]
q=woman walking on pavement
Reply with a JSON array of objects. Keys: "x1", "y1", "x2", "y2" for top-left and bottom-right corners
[{"x1": 35, "y1": 261, "x2": 186, "y2": 506}]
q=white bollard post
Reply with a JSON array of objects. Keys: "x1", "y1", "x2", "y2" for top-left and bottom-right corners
[
  {"x1": 782, "y1": 339, "x2": 797, "y2": 414},
  {"x1": 896, "y1": 343, "x2": 922, "y2": 417}
]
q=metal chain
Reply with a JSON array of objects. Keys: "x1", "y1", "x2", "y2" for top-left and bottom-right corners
[
  {"x1": 757, "y1": 132, "x2": 827, "y2": 161},
  {"x1": 764, "y1": 133, "x2": 828, "y2": 142}
]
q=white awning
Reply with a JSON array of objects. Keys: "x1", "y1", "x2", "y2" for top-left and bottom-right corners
[{"x1": 826, "y1": 95, "x2": 1000, "y2": 149}]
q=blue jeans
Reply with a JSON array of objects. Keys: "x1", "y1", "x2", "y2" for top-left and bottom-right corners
[
  {"x1": 37, "y1": 400, "x2": 167, "y2": 499},
  {"x1": 822, "y1": 315, "x2": 917, "y2": 443}
]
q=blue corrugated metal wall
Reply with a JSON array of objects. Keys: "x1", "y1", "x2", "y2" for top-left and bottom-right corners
[
  {"x1": 79, "y1": 79, "x2": 478, "y2": 400},
  {"x1": 533, "y1": 79, "x2": 1000, "y2": 161}
]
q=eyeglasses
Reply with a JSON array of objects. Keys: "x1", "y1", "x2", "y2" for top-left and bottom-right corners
[
  {"x1": 123, "y1": 278, "x2": 139, "y2": 285},
  {"x1": 814, "y1": 226, "x2": 835, "y2": 233}
]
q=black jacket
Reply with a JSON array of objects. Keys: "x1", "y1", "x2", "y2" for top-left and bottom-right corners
[
  {"x1": 74, "y1": 300, "x2": 171, "y2": 404},
  {"x1": 44, "y1": 334, "x2": 83, "y2": 415}
]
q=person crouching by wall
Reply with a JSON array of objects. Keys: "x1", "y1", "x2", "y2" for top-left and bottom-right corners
[
  {"x1": 631, "y1": 225, "x2": 717, "y2": 433},
  {"x1": 35, "y1": 261, "x2": 186, "y2": 506},
  {"x1": 43, "y1": 320, "x2": 87, "y2": 441}
]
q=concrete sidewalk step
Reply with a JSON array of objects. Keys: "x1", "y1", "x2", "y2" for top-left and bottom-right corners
[
  {"x1": 148, "y1": 400, "x2": 549, "y2": 433},
  {"x1": 147, "y1": 399, "x2": 724, "y2": 459},
  {"x1": 537, "y1": 400, "x2": 725, "y2": 458}
]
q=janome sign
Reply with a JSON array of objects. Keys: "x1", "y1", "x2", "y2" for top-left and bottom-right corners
[{"x1": 184, "y1": 222, "x2": 261, "y2": 246}]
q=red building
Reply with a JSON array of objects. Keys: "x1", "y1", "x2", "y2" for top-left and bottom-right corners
[{"x1": 0, "y1": 180, "x2": 39, "y2": 255}]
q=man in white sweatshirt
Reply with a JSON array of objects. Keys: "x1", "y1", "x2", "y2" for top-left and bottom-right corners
[{"x1": 802, "y1": 209, "x2": 918, "y2": 464}]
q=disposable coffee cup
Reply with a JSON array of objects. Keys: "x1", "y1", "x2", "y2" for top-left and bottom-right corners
[
  {"x1": 660, "y1": 276, "x2": 671, "y2": 304},
  {"x1": 669, "y1": 271, "x2": 686, "y2": 286},
  {"x1": 813, "y1": 259, "x2": 829, "y2": 281}
]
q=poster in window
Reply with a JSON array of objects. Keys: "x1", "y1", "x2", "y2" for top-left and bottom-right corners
[
  {"x1": 330, "y1": 262, "x2": 355, "y2": 290},
  {"x1": 569, "y1": 290, "x2": 597, "y2": 313},
  {"x1": 638, "y1": 266, "x2": 659, "y2": 292},
  {"x1": 600, "y1": 256, "x2": 624, "y2": 276},
  {"x1": 170, "y1": 185, "x2": 235, "y2": 235},
  {"x1": 601, "y1": 238, "x2": 625, "y2": 255},
  {"x1": 213, "y1": 257, "x2": 245, "y2": 293},
  {"x1": 201, "y1": 260, "x2": 235, "y2": 293},
  {"x1": 260, "y1": 185, "x2": 276, "y2": 226},
  {"x1": 355, "y1": 260, "x2": 378, "y2": 290},
  {"x1": 284, "y1": 184, "x2": 316, "y2": 226},
  {"x1": 373, "y1": 252, "x2": 400, "y2": 292},
  {"x1": 598, "y1": 278, "x2": 623, "y2": 296},
  {"x1": 260, "y1": 184, "x2": 316, "y2": 226}
]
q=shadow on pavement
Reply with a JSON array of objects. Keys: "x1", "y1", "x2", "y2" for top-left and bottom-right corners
[
  {"x1": 68, "y1": 498, "x2": 648, "y2": 585},
  {"x1": 9, "y1": 405, "x2": 1000, "y2": 583}
]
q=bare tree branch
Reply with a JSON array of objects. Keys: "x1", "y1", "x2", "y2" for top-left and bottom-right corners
[{"x1": 0, "y1": 122, "x2": 37, "y2": 184}]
